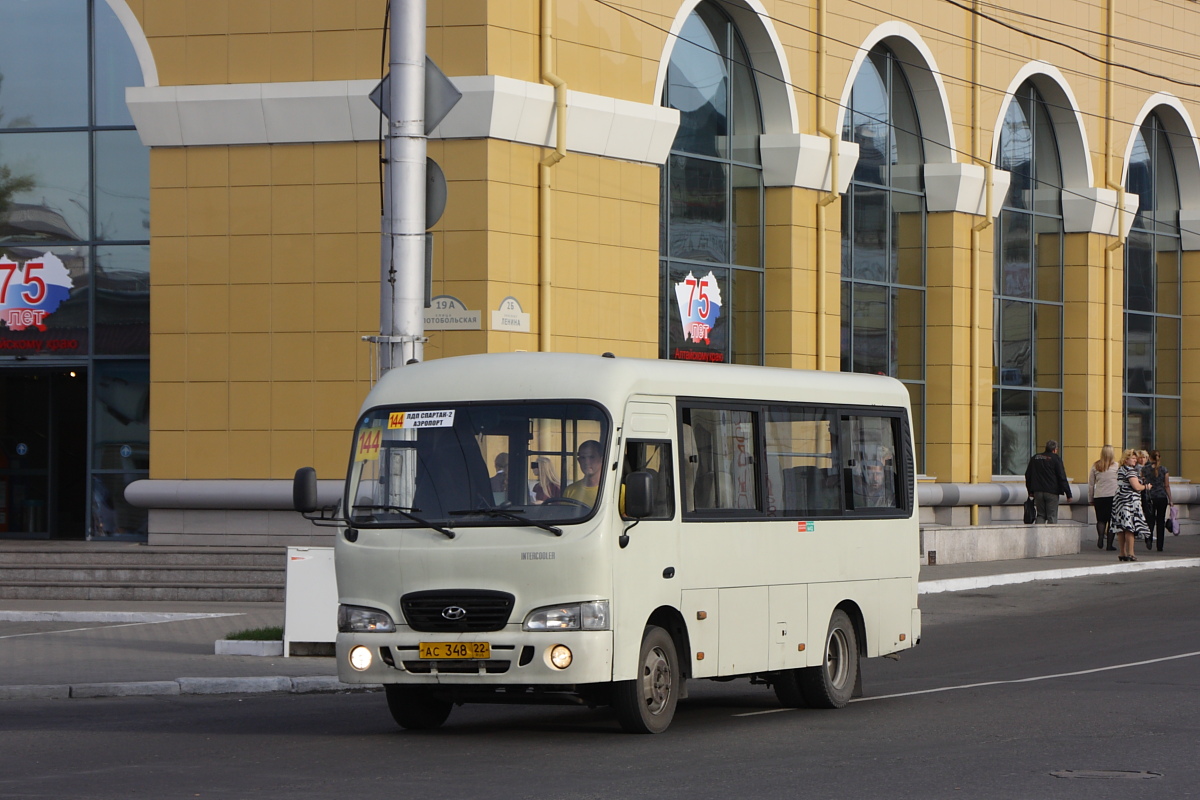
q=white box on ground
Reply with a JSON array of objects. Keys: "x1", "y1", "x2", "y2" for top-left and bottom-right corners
[{"x1": 284, "y1": 546, "x2": 338, "y2": 656}]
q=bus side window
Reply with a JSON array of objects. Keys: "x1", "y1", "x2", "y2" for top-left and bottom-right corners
[
  {"x1": 842, "y1": 414, "x2": 900, "y2": 511},
  {"x1": 622, "y1": 440, "x2": 674, "y2": 520}
]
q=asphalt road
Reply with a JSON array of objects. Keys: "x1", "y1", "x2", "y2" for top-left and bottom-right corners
[{"x1": 2, "y1": 568, "x2": 1197, "y2": 800}]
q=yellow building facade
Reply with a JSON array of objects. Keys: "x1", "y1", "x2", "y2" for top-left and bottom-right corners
[{"x1": 4, "y1": 0, "x2": 1195, "y2": 543}]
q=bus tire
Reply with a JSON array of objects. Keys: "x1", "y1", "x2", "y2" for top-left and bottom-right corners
[
  {"x1": 800, "y1": 609, "x2": 859, "y2": 709},
  {"x1": 612, "y1": 625, "x2": 678, "y2": 733},
  {"x1": 384, "y1": 685, "x2": 453, "y2": 730}
]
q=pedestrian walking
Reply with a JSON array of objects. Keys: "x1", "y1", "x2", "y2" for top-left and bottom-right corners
[
  {"x1": 1142, "y1": 449, "x2": 1174, "y2": 552},
  {"x1": 1088, "y1": 445, "x2": 1118, "y2": 550},
  {"x1": 1025, "y1": 440, "x2": 1073, "y2": 523},
  {"x1": 1112, "y1": 448, "x2": 1152, "y2": 562}
]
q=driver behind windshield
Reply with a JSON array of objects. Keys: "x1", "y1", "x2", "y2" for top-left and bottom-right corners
[{"x1": 562, "y1": 440, "x2": 603, "y2": 507}]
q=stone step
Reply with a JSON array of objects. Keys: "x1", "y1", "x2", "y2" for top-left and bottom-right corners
[
  {"x1": 0, "y1": 582, "x2": 284, "y2": 602},
  {"x1": 0, "y1": 547, "x2": 283, "y2": 567},
  {"x1": 0, "y1": 564, "x2": 284, "y2": 585}
]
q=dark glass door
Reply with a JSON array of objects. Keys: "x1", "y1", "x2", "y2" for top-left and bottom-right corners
[{"x1": 0, "y1": 369, "x2": 87, "y2": 539}]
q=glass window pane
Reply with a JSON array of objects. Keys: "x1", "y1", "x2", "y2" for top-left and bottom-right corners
[
  {"x1": 888, "y1": 58, "x2": 923, "y2": 192},
  {"x1": 667, "y1": 263, "x2": 728, "y2": 362},
  {"x1": 849, "y1": 54, "x2": 889, "y2": 186},
  {"x1": 1124, "y1": 395, "x2": 1151, "y2": 453},
  {"x1": 1125, "y1": 230, "x2": 1153, "y2": 312},
  {"x1": 93, "y1": 360, "x2": 149, "y2": 468},
  {"x1": 1151, "y1": 122, "x2": 1180, "y2": 233},
  {"x1": 0, "y1": 0, "x2": 88, "y2": 129},
  {"x1": 1154, "y1": 397, "x2": 1180, "y2": 469},
  {"x1": 853, "y1": 186, "x2": 888, "y2": 282},
  {"x1": 844, "y1": 414, "x2": 899, "y2": 510},
  {"x1": 1125, "y1": 312, "x2": 1153, "y2": 394},
  {"x1": 1033, "y1": 214, "x2": 1061, "y2": 302},
  {"x1": 1155, "y1": 236, "x2": 1180, "y2": 315},
  {"x1": 996, "y1": 388, "x2": 1033, "y2": 475},
  {"x1": 668, "y1": 155, "x2": 728, "y2": 262},
  {"x1": 665, "y1": 11, "x2": 728, "y2": 158},
  {"x1": 0, "y1": 131, "x2": 90, "y2": 243},
  {"x1": 1034, "y1": 303, "x2": 1061, "y2": 389},
  {"x1": 998, "y1": 299, "x2": 1032, "y2": 386},
  {"x1": 94, "y1": 130, "x2": 150, "y2": 241},
  {"x1": 1155, "y1": 315, "x2": 1180, "y2": 396},
  {"x1": 0, "y1": 245, "x2": 89, "y2": 355},
  {"x1": 729, "y1": 34, "x2": 760, "y2": 165},
  {"x1": 1128, "y1": 128, "x2": 1152, "y2": 230},
  {"x1": 95, "y1": 245, "x2": 149, "y2": 355},
  {"x1": 892, "y1": 191, "x2": 924, "y2": 285},
  {"x1": 851, "y1": 282, "x2": 887, "y2": 375},
  {"x1": 1034, "y1": 390, "x2": 1061, "y2": 456},
  {"x1": 764, "y1": 405, "x2": 837, "y2": 516},
  {"x1": 731, "y1": 166, "x2": 760, "y2": 267},
  {"x1": 683, "y1": 406, "x2": 757, "y2": 511},
  {"x1": 94, "y1": 0, "x2": 144, "y2": 127},
  {"x1": 894, "y1": 287, "x2": 923, "y2": 381},
  {"x1": 998, "y1": 100, "x2": 1032, "y2": 210},
  {"x1": 998, "y1": 210, "x2": 1032, "y2": 298},
  {"x1": 840, "y1": 280, "x2": 853, "y2": 371}
]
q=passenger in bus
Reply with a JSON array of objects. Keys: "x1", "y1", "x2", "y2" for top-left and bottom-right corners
[
  {"x1": 563, "y1": 440, "x2": 603, "y2": 506},
  {"x1": 853, "y1": 460, "x2": 894, "y2": 508},
  {"x1": 490, "y1": 453, "x2": 509, "y2": 503},
  {"x1": 531, "y1": 457, "x2": 561, "y2": 503}
]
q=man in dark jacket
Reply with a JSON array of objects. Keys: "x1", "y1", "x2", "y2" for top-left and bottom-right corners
[{"x1": 1025, "y1": 440, "x2": 1073, "y2": 523}]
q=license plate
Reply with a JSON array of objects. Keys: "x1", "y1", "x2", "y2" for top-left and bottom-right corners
[{"x1": 418, "y1": 641, "x2": 491, "y2": 659}]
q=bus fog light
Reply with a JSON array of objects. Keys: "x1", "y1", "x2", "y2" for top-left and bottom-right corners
[
  {"x1": 349, "y1": 645, "x2": 373, "y2": 671},
  {"x1": 549, "y1": 645, "x2": 572, "y2": 669}
]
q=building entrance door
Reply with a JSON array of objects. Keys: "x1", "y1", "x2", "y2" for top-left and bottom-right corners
[{"x1": 0, "y1": 369, "x2": 87, "y2": 539}]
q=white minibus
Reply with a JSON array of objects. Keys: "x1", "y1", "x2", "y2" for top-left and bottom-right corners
[{"x1": 294, "y1": 352, "x2": 921, "y2": 733}]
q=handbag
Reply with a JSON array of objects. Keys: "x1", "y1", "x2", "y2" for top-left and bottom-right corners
[
  {"x1": 1168, "y1": 504, "x2": 1179, "y2": 535},
  {"x1": 1023, "y1": 497, "x2": 1036, "y2": 524}
]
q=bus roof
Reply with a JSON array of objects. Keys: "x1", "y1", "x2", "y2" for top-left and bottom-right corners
[{"x1": 362, "y1": 353, "x2": 911, "y2": 416}]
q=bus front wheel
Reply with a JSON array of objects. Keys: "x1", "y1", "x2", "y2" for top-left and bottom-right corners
[
  {"x1": 612, "y1": 625, "x2": 679, "y2": 733},
  {"x1": 800, "y1": 609, "x2": 859, "y2": 709},
  {"x1": 385, "y1": 685, "x2": 453, "y2": 730}
]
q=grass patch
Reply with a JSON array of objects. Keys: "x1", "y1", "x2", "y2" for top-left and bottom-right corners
[{"x1": 224, "y1": 625, "x2": 284, "y2": 641}]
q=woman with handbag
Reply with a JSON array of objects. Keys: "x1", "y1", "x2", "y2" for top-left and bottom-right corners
[
  {"x1": 1112, "y1": 449, "x2": 1153, "y2": 562},
  {"x1": 1088, "y1": 445, "x2": 1118, "y2": 550},
  {"x1": 1143, "y1": 450, "x2": 1174, "y2": 552}
]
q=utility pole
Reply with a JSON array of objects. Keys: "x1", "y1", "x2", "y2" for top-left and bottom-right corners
[{"x1": 380, "y1": 0, "x2": 427, "y2": 371}]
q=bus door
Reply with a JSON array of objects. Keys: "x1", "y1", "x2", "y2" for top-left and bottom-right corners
[{"x1": 611, "y1": 401, "x2": 680, "y2": 679}]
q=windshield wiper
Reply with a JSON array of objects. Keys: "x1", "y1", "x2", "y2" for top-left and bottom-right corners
[
  {"x1": 449, "y1": 507, "x2": 562, "y2": 537},
  {"x1": 352, "y1": 505, "x2": 456, "y2": 539}
]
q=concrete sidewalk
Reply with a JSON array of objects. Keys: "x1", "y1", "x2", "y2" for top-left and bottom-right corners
[{"x1": 2, "y1": 533, "x2": 1198, "y2": 700}]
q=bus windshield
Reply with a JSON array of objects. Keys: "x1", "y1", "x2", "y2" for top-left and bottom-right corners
[{"x1": 346, "y1": 401, "x2": 610, "y2": 528}]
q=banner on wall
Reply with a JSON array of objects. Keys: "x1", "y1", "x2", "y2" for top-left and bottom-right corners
[{"x1": 671, "y1": 270, "x2": 725, "y2": 363}]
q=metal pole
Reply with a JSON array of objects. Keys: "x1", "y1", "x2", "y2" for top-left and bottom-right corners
[{"x1": 381, "y1": 0, "x2": 427, "y2": 371}]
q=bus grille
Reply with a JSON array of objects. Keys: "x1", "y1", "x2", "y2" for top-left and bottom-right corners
[{"x1": 401, "y1": 590, "x2": 515, "y2": 632}]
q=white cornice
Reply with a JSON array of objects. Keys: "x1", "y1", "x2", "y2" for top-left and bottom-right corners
[{"x1": 127, "y1": 76, "x2": 680, "y2": 165}]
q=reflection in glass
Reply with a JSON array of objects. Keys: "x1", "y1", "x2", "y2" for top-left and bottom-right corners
[
  {"x1": 668, "y1": 155, "x2": 728, "y2": 262},
  {"x1": 998, "y1": 299, "x2": 1032, "y2": 386},
  {"x1": 995, "y1": 388, "x2": 1033, "y2": 476},
  {"x1": 0, "y1": 131, "x2": 89, "y2": 243},
  {"x1": 95, "y1": 245, "x2": 149, "y2": 355},
  {"x1": 666, "y1": 9, "x2": 728, "y2": 158},
  {"x1": 1125, "y1": 313, "x2": 1153, "y2": 394},
  {"x1": 94, "y1": 0, "x2": 144, "y2": 127},
  {"x1": 851, "y1": 283, "x2": 888, "y2": 375},
  {"x1": 95, "y1": 131, "x2": 150, "y2": 240},
  {"x1": 0, "y1": 0, "x2": 88, "y2": 129}
]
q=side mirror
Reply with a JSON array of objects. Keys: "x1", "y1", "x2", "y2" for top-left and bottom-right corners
[
  {"x1": 293, "y1": 467, "x2": 319, "y2": 513},
  {"x1": 623, "y1": 471, "x2": 654, "y2": 519}
]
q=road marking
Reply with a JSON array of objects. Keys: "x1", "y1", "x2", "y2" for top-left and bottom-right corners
[
  {"x1": 919, "y1": 558, "x2": 1200, "y2": 594},
  {"x1": 733, "y1": 649, "x2": 1200, "y2": 716}
]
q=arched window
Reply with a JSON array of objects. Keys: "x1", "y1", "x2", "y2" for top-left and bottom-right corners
[
  {"x1": 992, "y1": 82, "x2": 1065, "y2": 475},
  {"x1": 841, "y1": 44, "x2": 926, "y2": 468},
  {"x1": 1124, "y1": 112, "x2": 1181, "y2": 464},
  {"x1": 0, "y1": 0, "x2": 150, "y2": 539},
  {"x1": 660, "y1": 2, "x2": 764, "y2": 365}
]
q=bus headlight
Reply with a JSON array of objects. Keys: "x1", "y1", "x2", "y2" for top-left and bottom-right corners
[
  {"x1": 338, "y1": 604, "x2": 396, "y2": 633},
  {"x1": 549, "y1": 645, "x2": 573, "y2": 669},
  {"x1": 523, "y1": 600, "x2": 609, "y2": 631},
  {"x1": 348, "y1": 645, "x2": 373, "y2": 671}
]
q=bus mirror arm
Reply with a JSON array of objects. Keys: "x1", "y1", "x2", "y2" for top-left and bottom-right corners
[{"x1": 620, "y1": 519, "x2": 639, "y2": 549}]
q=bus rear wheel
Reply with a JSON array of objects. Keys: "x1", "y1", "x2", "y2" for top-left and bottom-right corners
[
  {"x1": 385, "y1": 685, "x2": 453, "y2": 730},
  {"x1": 612, "y1": 625, "x2": 678, "y2": 733},
  {"x1": 800, "y1": 609, "x2": 859, "y2": 709}
]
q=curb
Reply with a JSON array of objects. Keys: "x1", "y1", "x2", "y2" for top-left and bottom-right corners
[
  {"x1": 0, "y1": 675, "x2": 380, "y2": 701},
  {"x1": 919, "y1": 557, "x2": 1200, "y2": 594}
]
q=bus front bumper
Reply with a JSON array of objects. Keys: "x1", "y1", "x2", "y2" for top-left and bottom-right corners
[{"x1": 336, "y1": 628, "x2": 615, "y2": 686}]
